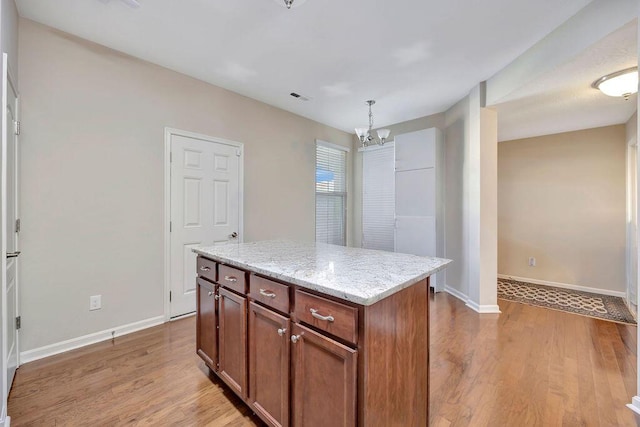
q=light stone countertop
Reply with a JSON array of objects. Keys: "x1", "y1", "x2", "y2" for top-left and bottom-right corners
[{"x1": 193, "y1": 240, "x2": 452, "y2": 306}]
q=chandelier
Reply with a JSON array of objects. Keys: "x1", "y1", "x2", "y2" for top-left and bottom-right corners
[
  {"x1": 355, "y1": 100, "x2": 391, "y2": 147},
  {"x1": 275, "y1": 0, "x2": 308, "y2": 9}
]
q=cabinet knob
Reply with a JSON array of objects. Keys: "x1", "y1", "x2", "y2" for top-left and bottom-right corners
[
  {"x1": 208, "y1": 291, "x2": 214, "y2": 297},
  {"x1": 277, "y1": 328, "x2": 287, "y2": 337},
  {"x1": 290, "y1": 334, "x2": 300, "y2": 343},
  {"x1": 214, "y1": 294, "x2": 220, "y2": 300}
]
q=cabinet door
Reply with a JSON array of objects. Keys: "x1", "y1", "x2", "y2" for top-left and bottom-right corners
[
  {"x1": 218, "y1": 287, "x2": 248, "y2": 399},
  {"x1": 291, "y1": 323, "x2": 357, "y2": 427},
  {"x1": 249, "y1": 302, "x2": 290, "y2": 427},
  {"x1": 196, "y1": 278, "x2": 217, "y2": 369}
]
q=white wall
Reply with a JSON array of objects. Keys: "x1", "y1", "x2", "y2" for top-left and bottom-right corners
[
  {"x1": 443, "y1": 97, "x2": 470, "y2": 298},
  {"x1": 1, "y1": 0, "x2": 16, "y2": 78},
  {"x1": 442, "y1": 89, "x2": 499, "y2": 312},
  {"x1": 0, "y1": 1, "x2": 18, "y2": 423},
  {"x1": 18, "y1": 19, "x2": 352, "y2": 353},
  {"x1": 627, "y1": 112, "x2": 638, "y2": 313}
]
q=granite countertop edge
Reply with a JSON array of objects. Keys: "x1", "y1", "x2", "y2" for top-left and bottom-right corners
[{"x1": 192, "y1": 242, "x2": 452, "y2": 306}]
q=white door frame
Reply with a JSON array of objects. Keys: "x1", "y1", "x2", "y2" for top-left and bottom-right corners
[
  {"x1": 626, "y1": 140, "x2": 638, "y2": 316},
  {"x1": 163, "y1": 127, "x2": 244, "y2": 322}
]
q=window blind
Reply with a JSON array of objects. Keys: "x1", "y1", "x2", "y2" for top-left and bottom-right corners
[
  {"x1": 362, "y1": 144, "x2": 395, "y2": 251},
  {"x1": 316, "y1": 142, "x2": 347, "y2": 246}
]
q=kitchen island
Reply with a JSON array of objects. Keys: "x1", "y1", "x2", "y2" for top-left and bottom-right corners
[{"x1": 193, "y1": 240, "x2": 451, "y2": 427}]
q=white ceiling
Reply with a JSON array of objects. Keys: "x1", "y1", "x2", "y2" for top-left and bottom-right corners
[
  {"x1": 496, "y1": 19, "x2": 638, "y2": 141},
  {"x1": 16, "y1": 0, "x2": 594, "y2": 133}
]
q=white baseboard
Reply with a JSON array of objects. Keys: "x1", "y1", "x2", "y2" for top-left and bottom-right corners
[
  {"x1": 627, "y1": 396, "x2": 640, "y2": 416},
  {"x1": 443, "y1": 285, "x2": 501, "y2": 314},
  {"x1": 170, "y1": 311, "x2": 196, "y2": 321},
  {"x1": 20, "y1": 315, "x2": 165, "y2": 364},
  {"x1": 498, "y1": 274, "x2": 627, "y2": 298},
  {"x1": 465, "y1": 300, "x2": 501, "y2": 314},
  {"x1": 444, "y1": 285, "x2": 468, "y2": 303}
]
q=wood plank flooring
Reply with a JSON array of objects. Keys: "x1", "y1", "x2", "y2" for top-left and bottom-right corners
[{"x1": 8, "y1": 293, "x2": 638, "y2": 426}]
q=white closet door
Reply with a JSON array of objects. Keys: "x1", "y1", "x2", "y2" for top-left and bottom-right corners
[
  {"x1": 395, "y1": 216, "x2": 436, "y2": 257},
  {"x1": 394, "y1": 128, "x2": 443, "y2": 290},
  {"x1": 362, "y1": 145, "x2": 395, "y2": 251}
]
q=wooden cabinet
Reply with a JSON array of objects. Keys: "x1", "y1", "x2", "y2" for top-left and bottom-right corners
[
  {"x1": 249, "y1": 302, "x2": 290, "y2": 427},
  {"x1": 218, "y1": 287, "x2": 248, "y2": 399},
  {"x1": 196, "y1": 278, "x2": 217, "y2": 370},
  {"x1": 291, "y1": 323, "x2": 357, "y2": 427},
  {"x1": 195, "y1": 254, "x2": 431, "y2": 426}
]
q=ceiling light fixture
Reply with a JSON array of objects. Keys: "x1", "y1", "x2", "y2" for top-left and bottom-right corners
[
  {"x1": 592, "y1": 67, "x2": 638, "y2": 100},
  {"x1": 355, "y1": 100, "x2": 391, "y2": 147},
  {"x1": 273, "y1": 0, "x2": 308, "y2": 9}
]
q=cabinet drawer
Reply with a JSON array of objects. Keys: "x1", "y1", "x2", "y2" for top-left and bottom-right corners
[
  {"x1": 197, "y1": 256, "x2": 217, "y2": 283},
  {"x1": 294, "y1": 290, "x2": 358, "y2": 345},
  {"x1": 250, "y1": 275, "x2": 290, "y2": 314},
  {"x1": 219, "y1": 264, "x2": 248, "y2": 294}
]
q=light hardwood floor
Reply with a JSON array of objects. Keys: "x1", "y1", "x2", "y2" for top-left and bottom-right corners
[{"x1": 8, "y1": 293, "x2": 638, "y2": 426}]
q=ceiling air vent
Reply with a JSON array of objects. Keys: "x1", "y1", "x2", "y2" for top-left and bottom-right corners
[{"x1": 290, "y1": 92, "x2": 311, "y2": 101}]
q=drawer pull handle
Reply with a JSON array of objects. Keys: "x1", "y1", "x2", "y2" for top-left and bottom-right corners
[
  {"x1": 208, "y1": 291, "x2": 214, "y2": 297},
  {"x1": 277, "y1": 328, "x2": 287, "y2": 337},
  {"x1": 310, "y1": 308, "x2": 334, "y2": 322},
  {"x1": 291, "y1": 334, "x2": 300, "y2": 343},
  {"x1": 200, "y1": 266, "x2": 211, "y2": 272},
  {"x1": 224, "y1": 275, "x2": 238, "y2": 282},
  {"x1": 259, "y1": 289, "x2": 277, "y2": 298}
]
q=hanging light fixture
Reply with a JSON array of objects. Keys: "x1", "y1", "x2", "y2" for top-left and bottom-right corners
[
  {"x1": 592, "y1": 67, "x2": 638, "y2": 100},
  {"x1": 273, "y1": 0, "x2": 308, "y2": 9},
  {"x1": 355, "y1": 100, "x2": 391, "y2": 147}
]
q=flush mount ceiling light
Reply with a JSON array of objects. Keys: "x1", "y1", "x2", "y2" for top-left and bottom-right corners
[
  {"x1": 592, "y1": 67, "x2": 638, "y2": 100},
  {"x1": 273, "y1": 0, "x2": 308, "y2": 9},
  {"x1": 355, "y1": 100, "x2": 391, "y2": 148}
]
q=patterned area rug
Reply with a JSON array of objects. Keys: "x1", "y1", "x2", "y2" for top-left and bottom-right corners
[{"x1": 498, "y1": 278, "x2": 637, "y2": 325}]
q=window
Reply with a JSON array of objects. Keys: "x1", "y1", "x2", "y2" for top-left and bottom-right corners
[
  {"x1": 362, "y1": 144, "x2": 395, "y2": 251},
  {"x1": 315, "y1": 141, "x2": 348, "y2": 245}
]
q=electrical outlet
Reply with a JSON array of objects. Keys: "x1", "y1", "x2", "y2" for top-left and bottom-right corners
[
  {"x1": 528, "y1": 257, "x2": 536, "y2": 267},
  {"x1": 90, "y1": 295, "x2": 102, "y2": 311}
]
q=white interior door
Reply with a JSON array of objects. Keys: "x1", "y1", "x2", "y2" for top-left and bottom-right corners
[
  {"x1": 2, "y1": 53, "x2": 19, "y2": 401},
  {"x1": 170, "y1": 132, "x2": 241, "y2": 318}
]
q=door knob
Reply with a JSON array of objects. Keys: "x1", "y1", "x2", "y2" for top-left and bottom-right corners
[{"x1": 229, "y1": 232, "x2": 238, "y2": 239}]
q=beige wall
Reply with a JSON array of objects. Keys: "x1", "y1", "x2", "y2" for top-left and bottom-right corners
[
  {"x1": 498, "y1": 125, "x2": 627, "y2": 293},
  {"x1": 19, "y1": 19, "x2": 352, "y2": 352}
]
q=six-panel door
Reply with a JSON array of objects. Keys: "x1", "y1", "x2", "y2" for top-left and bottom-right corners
[
  {"x1": 249, "y1": 302, "x2": 290, "y2": 427},
  {"x1": 218, "y1": 287, "x2": 248, "y2": 399},
  {"x1": 291, "y1": 323, "x2": 357, "y2": 427},
  {"x1": 196, "y1": 278, "x2": 217, "y2": 370}
]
